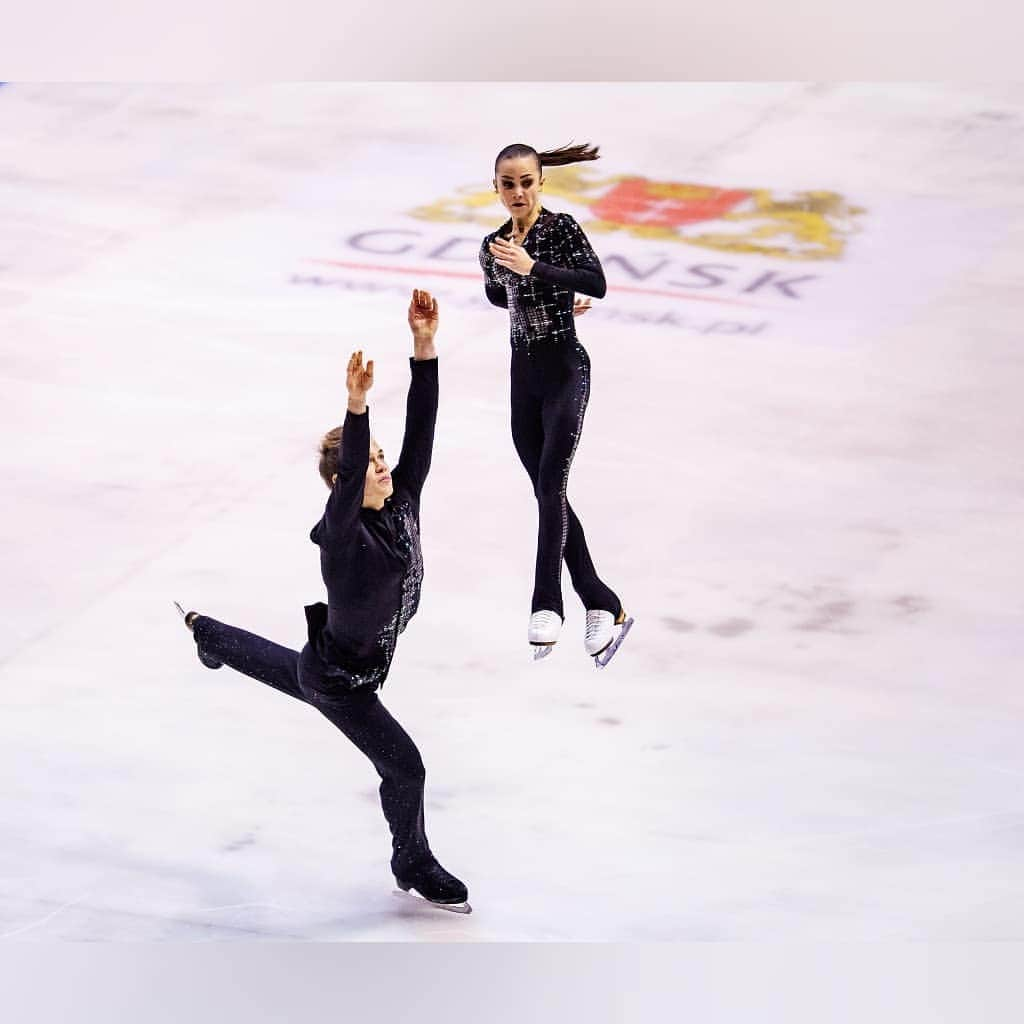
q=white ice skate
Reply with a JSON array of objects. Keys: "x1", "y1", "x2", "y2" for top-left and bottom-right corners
[
  {"x1": 528, "y1": 610, "x2": 562, "y2": 661},
  {"x1": 585, "y1": 609, "x2": 634, "y2": 668}
]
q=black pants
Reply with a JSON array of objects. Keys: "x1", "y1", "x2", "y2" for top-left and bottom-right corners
[
  {"x1": 511, "y1": 341, "x2": 621, "y2": 619},
  {"x1": 191, "y1": 615, "x2": 431, "y2": 877}
]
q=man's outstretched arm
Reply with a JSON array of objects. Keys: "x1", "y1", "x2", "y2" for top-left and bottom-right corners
[
  {"x1": 392, "y1": 289, "x2": 439, "y2": 499},
  {"x1": 323, "y1": 350, "x2": 374, "y2": 539}
]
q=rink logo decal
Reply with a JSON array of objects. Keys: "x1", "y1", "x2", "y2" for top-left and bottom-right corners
[
  {"x1": 307, "y1": 255, "x2": 771, "y2": 308},
  {"x1": 291, "y1": 169, "x2": 875, "y2": 339},
  {"x1": 293, "y1": 224, "x2": 815, "y2": 337},
  {"x1": 409, "y1": 166, "x2": 864, "y2": 262},
  {"x1": 289, "y1": 269, "x2": 769, "y2": 336},
  {"x1": 307, "y1": 231, "x2": 818, "y2": 304}
]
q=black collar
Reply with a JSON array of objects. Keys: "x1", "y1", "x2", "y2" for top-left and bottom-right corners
[{"x1": 499, "y1": 206, "x2": 554, "y2": 242}]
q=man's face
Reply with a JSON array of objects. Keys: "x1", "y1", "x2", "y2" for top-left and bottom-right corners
[{"x1": 363, "y1": 439, "x2": 393, "y2": 506}]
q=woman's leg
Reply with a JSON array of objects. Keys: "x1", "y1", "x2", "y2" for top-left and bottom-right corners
[
  {"x1": 510, "y1": 378, "x2": 564, "y2": 616},
  {"x1": 533, "y1": 347, "x2": 621, "y2": 617},
  {"x1": 563, "y1": 502, "x2": 621, "y2": 615},
  {"x1": 511, "y1": 349, "x2": 621, "y2": 618},
  {"x1": 190, "y1": 615, "x2": 305, "y2": 702}
]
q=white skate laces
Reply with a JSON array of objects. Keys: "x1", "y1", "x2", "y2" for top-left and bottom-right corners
[
  {"x1": 584, "y1": 610, "x2": 616, "y2": 657},
  {"x1": 590, "y1": 610, "x2": 635, "y2": 669},
  {"x1": 530, "y1": 608, "x2": 633, "y2": 666},
  {"x1": 528, "y1": 610, "x2": 562, "y2": 647}
]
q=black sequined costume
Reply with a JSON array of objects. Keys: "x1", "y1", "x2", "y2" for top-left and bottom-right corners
[
  {"x1": 306, "y1": 357, "x2": 436, "y2": 695},
  {"x1": 480, "y1": 209, "x2": 622, "y2": 619},
  {"x1": 190, "y1": 358, "x2": 463, "y2": 891}
]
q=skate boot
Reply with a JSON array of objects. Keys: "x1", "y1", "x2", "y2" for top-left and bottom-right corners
[
  {"x1": 528, "y1": 610, "x2": 562, "y2": 661},
  {"x1": 173, "y1": 601, "x2": 223, "y2": 669},
  {"x1": 585, "y1": 608, "x2": 634, "y2": 668},
  {"x1": 394, "y1": 858, "x2": 471, "y2": 914}
]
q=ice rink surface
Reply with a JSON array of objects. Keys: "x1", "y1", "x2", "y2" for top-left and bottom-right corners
[{"x1": 1, "y1": 83, "x2": 1023, "y2": 941}]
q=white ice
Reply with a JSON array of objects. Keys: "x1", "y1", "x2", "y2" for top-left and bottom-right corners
[{"x1": 1, "y1": 83, "x2": 1023, "y2": 941}]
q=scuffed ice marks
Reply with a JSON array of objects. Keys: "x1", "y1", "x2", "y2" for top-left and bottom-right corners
[
  {"x1": 708, "y1": 618, "x2": 756, "y2": 637},
  {"x1": 662, "y1": 617, "x2": 696, "y2": 633},
  {"x1": 222, "y1": 832, "x2": 258, "y2": 854},
  {"x1": 793, "y1": 598, "x2": 857, "y2": 634},
  {"x1": 892, "y1": 594, "x2": 930, "y2": 617},
  {"x1": 660, "y1": 582, "x2": 932, "y2": 638},
  {"x1": 772, "y1": 583, "x2": 930, "y2": 635}
]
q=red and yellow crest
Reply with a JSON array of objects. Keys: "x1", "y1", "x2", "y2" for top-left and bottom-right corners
[{"x1": 410, "y1": 166, "x2": 864, "y2": 261}]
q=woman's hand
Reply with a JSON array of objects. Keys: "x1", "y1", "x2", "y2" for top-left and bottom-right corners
[
  {"x1": 489, "y1": 236, "x2": 535, "y2": 276},
  {"x1": 346, "y1": 350, "x2": 374, "y2": 414},
  {"x1": 573, "y1": 297, "x2": 592, "y2": 317}
]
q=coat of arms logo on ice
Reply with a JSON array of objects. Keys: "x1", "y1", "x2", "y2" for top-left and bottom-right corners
[{"x1": 410, "y1": 166, "x2": 865, "y2": 262}]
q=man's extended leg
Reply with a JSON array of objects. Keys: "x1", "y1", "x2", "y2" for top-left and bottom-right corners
[{"x1": 189, "y1": 615, "x2": 305, "y2": 702}]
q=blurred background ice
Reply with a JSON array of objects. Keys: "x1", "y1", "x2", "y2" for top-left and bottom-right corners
[{"x1": 1, "y1": 83, "x2": 1022, "y2": 940}]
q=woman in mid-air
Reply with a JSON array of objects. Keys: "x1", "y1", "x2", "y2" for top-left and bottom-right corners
[{"x1": 479, "y1": 142, "x2": 632, "y2": 667}]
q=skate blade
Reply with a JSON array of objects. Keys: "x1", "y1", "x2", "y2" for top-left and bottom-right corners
[
  {"x1": 173, "y1": 600, "x2": 186, "y2": 619},
  {"x1": 392, "y1": 889, "x2": 472, "y2": 915},
  {"x1": 531, "y1": 643, "x2": 555, "y2": 661},
  {"x1": 593, "y1": 617, "x2": 634, "y2": 669}
]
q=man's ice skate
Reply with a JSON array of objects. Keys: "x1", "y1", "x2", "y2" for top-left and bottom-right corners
[
  {"x1": 393, "y1": 858, "x2": 471, "y2": 914},
  {"x1": 173, "y1": 601, "x2": 223, "y2": 669},
  {"x1": 528, "y1": 610, "x2": 562, "y2": 661},
  {"x1": 585, "y1": 608, "x2": 634, "y2": 669}
]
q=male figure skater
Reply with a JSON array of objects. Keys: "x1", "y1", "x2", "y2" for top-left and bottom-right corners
[{"x1": 177, "y1": 289, "x2": 469, "y2": 912}]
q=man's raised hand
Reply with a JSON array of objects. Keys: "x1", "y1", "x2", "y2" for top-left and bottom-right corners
[
  {"x1": 347, "y1": 350, "x2": 374, "y2": 413},
  {"x1": 408, "y1": 288, "x2": 439, "y2": 340},
  {"x1": 408, "y1": 289, "x2": 439, "y2": 360}
]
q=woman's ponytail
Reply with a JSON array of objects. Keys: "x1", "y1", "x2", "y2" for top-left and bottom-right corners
[
  {"x1": 494, "y1": 142, "x2": 601, "y2": 174},
  {"x1": 537, "y1": 142, "x2": 600, "y2": 167}
]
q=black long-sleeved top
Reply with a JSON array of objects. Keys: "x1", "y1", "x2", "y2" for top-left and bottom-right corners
[
  {"x1": 307, "y1": 357, "x2": 438, "y2": 688},
  {"x1": 479, "y1": 209, "x2": 607, "y2": 352}
]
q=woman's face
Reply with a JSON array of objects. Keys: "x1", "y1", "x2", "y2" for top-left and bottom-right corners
[{"x1": 494, "y1": 156, "x2": 544, "y2": 221}]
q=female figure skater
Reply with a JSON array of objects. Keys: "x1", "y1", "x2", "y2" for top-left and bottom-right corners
[
  {"x1": 479, "y1": 142, "x2": 632, "y2": 666},
  {"x1": 175, "y1": 290, "x2": 470, "y2": 912}
]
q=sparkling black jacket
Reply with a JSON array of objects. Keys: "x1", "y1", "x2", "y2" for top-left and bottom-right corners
[
  {"x1": 479, "y1": 209, "x2": 607, "y2": 351},
  {"x1": 306, "y1": 357, "x2": 438, "y2": 690}
]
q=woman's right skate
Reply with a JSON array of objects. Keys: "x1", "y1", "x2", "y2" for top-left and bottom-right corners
[{"x1": 585, "y1": 609, "x2": 634, "y2": 669}]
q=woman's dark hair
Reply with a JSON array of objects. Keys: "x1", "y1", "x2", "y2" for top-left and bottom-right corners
[
  {"x1": 318, "y1": 425, "x2": 344, "y2": 488},
  {"x1": 494, "y1": 142, "x2": 600, "y2": 175}
]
